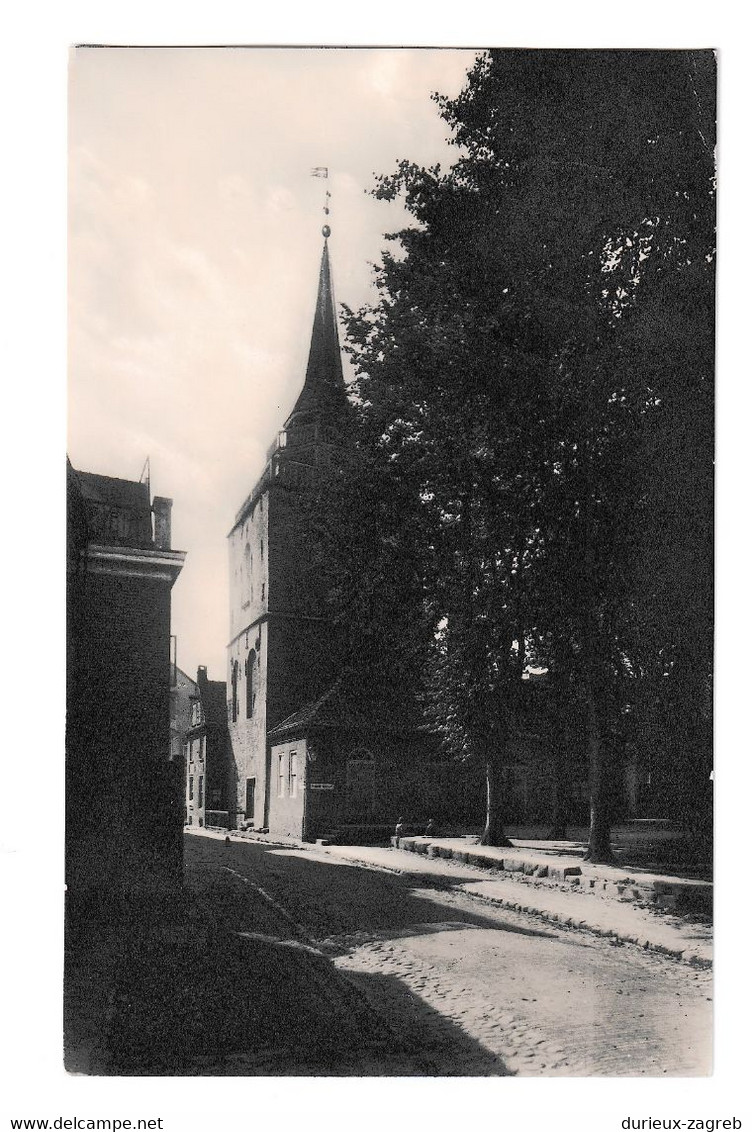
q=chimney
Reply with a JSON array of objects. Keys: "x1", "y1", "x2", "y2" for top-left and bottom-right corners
[{"x1": 152, "y1": 496, "x2": 173, "y2": 549}]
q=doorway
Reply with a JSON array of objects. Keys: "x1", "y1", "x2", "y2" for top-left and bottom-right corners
[
  {"x1": 345, "y1": 756, "x2": 376, "y2": 820},
  {"x1": 245, "y1": 777, "x2": 256, "y2": 821}
]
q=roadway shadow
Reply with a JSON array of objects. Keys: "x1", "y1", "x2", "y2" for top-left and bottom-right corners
[
  {"x1": 67, "y1": 836, "x2": 558, "y2": 1075},
  {"x1": 190, "y1": 837, "x2": 557, "y2": 947},
  {"x1": 83, "y1": 895, "x2": 510, "y2": 1076}
]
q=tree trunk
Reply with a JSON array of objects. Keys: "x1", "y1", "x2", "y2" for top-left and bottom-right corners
[
  {"x1": 480, "y1": 751, "x2": 512, "y2": 847},
  {"x1": 583, "y1": 687, "x2": 613, "y2": 862},
  {"x1": 581, "y1": 465, "x2": 613, "y2": 864}
]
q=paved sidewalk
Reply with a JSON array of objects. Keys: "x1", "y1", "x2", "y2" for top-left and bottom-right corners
[{"x1": 312, "y1": 842, "x2": 713, "y2": 967}]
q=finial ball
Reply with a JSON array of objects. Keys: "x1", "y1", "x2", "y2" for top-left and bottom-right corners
[{"x1": 322, "y1": 224, "x2": 331, "y2": 239}]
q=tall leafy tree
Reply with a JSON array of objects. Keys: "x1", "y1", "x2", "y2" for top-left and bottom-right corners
[
  {"x1": 343, "y1": 156, "x2": 555, "y2": 846},
  {"x1": 296, "y1": 393, "x2": 434, "y2": 722},
  {"x1": 434, "y1": 49, "x2": 715, "y2": 860},
  {"x1": 335, "y1": 49, "x2": 714, "y2": 858}
]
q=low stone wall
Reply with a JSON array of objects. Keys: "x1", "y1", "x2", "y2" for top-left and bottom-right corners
[
  {"x1": 396, "y1": 837, "x2": 712, "y2": 917},
  {"x1": 396, "y1": 837, "x2": 581, "y2": 879}
]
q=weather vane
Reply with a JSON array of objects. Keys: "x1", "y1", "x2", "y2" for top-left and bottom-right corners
[{"x1": 311, "y1": 166, "x2": 331, "y2": 238}]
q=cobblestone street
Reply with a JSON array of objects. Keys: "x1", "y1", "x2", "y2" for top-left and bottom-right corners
[{"x1": 180, "y1": 833, "x2": 712, "y2": 1076}]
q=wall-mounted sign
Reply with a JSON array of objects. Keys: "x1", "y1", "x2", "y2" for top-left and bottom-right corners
[{"x1": 310, "y1": 783, "x2": 334, "y2": 791}]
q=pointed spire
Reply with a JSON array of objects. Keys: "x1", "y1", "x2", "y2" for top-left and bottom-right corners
[{"x1": 287, "y1": 234, "x2": 345, "y2": 423}]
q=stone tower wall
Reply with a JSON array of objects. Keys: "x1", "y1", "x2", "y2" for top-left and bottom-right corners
[
  {"x1": 227, "y1": 488, "x2": 270, "y2": 827},
  {"x1": 228, "y1": 492, "x2": 269, "y2": 642}
]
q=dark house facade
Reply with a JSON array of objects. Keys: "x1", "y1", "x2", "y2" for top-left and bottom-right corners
[{"x1": 66, "y1": 461, "x2": 186, "y2": 895}]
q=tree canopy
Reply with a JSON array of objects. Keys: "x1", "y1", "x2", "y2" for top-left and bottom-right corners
[{"x1": 329, "y1": 49, "x2": 715, "y2": 859}]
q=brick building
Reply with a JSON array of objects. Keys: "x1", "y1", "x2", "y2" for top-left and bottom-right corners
[
  {"x1": 184, "y1": 666, "x2": 230, "y2": 829},
  {"x1": 66, "y1": 460, "x2": 186, "y2": 894}
]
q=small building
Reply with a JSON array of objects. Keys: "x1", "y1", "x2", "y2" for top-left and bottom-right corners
[
  {"x1": 66, "y1": 460, "x2": 186, "y2": 895},
  {"x1": 170, "y1": 664, "x2": 198, "y2": 767},
  {"x1": 266, "y1": 681, "x2": 485, "y2": 841},
  {"x1": 184, "y1": 666, "x2": 231, "y2": 829}
]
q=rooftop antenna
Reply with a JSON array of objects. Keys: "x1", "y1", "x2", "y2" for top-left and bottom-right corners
[{"x1": 139, "y1": 455, "x2": 151, "y2": 497}]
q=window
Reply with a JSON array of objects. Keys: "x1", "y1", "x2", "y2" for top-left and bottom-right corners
[
  {"x1": 231, "y1": 661, "x2": 238, "y2": 722},
  {"x1": 289, "y1": 751, "x2": 298, "y2": 798},
  {"x1": 243, "y1": 543, "x2": 252, "y2": 607},
  {"x1": 245, "y1": 650, "x2": 256, "y2": 717},
  {"x1": 190, "y1": 701, "x2": 202, "y2": 727},
  {"x1": 278, "y1": 752, "x2": 285, "y2": 797},
  {"x1": 198, "y1": 776, "x2": 204, "y2": 808},
  {"x1": 188, "y1": 776, "x2": 194, "y2": 801}
]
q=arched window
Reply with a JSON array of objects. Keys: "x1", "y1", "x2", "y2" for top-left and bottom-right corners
[
  {"x1": 245, "y1": 650, "x2": 256, "y2": 718},
  {"x1": 230, "y1": 660, "x2": 238, "y2": 723},
  {"x1": 243, "y1": 543, "x2": 253, "y2": 606},
  {"x1": 349, "y1": 745, "x2": 375, "y2": 761}
]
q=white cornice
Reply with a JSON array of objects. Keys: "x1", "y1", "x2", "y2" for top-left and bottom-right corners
[{"x1": 83, "y1": 543, "x2": 186, "y2": 584}]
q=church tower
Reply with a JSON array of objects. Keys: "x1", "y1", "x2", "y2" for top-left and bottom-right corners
[{"x1": 226, "y1": 230, "x2": 347, "y2": 832}]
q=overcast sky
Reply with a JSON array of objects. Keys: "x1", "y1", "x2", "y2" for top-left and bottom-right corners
[{"x1": 68, "y1": 46, "x2": 479, "y2": 681}]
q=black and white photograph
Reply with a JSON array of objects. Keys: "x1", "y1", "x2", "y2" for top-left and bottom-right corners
[
  {"x1": 62, "y1": 44, "x2": 716, "y2": 1080},
  {"x1": 10, "y1": 8, "x2": 752, "y2": 1126}
]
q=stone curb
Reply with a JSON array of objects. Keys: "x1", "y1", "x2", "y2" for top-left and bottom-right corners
[
  {"x1": 397, "y1": 837, "x2": 712, "y2": 917},
  {"x1": 316, "y1": 844, "x2": 712, "y2": 969},
  {"x1": 454, "y1": 885, "x2": 712, "y2": 969}
]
